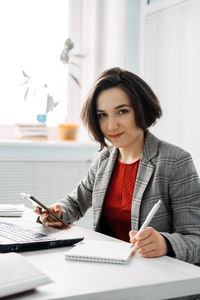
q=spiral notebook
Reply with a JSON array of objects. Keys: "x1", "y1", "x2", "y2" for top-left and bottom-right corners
[{"x1": 65, "y1": 241, "x2": 132, "y2": 264}]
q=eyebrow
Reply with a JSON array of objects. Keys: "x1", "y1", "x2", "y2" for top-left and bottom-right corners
[{"x1": 97, "y1": 104, "x2": 132, "y2": 112}]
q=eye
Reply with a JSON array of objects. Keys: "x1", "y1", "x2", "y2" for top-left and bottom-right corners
[
  {"x1": 97, "y1": 113, "x2": 107, "y2": 119},
  {"x1": 119, "y1": 109, "x2": 128, "y2": 114}
]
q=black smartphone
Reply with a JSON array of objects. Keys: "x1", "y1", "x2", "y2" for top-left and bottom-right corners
[{"x1": 21, "y1": 192, "x2": 69, "y2": 227}]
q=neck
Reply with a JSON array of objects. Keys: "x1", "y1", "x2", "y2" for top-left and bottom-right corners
[{"x1": 118, "y1": 130, "x2": 144, "y2": 164}]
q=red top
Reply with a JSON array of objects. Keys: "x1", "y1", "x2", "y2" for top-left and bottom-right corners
[{"x1": 100, "y1": 159, "x2": 140, "y2": 242}]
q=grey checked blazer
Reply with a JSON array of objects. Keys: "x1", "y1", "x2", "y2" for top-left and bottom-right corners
[{"x1": 59, "y1": 131, "x2": 200, "y2": 265}]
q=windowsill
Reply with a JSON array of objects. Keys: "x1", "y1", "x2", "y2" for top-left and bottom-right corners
[
  {"x1": 0, "y1": 125, "x2": 62, "y2": 142},
  {"x1": 0, "y1": 125, "x2": 98, "y2": 161},
  {"x1": 0, "y1": 139, "x2": 97, "y2": 147},
  {"x1": 0, "y1": 124, "x2": 96, "y2": 145}
]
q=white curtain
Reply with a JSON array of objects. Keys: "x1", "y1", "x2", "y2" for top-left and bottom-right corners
[
  {"x1": 67, "y1": 0, "x2": 127, "y2": 142},
  {"x1": 68, "y1": 0, "x2": 126, "y2": 123}
]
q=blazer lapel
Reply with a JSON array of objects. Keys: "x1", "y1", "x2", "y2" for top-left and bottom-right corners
[{"x1": 131, "y1": 132, "x2": 159, "y2": 230}]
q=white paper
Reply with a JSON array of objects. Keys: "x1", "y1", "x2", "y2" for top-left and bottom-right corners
[{"x1": 0, "y1": 253, "x2": 51, "y2": 298}]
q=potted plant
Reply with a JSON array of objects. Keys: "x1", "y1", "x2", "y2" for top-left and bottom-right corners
[
  {"x1": 58, "y1": 38, "x2": 83, "y2": 141},
  {"x1": 21, "y1": 71, "x2": 58, "y2": 123}
]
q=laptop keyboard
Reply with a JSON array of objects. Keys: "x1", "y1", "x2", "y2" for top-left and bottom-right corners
[{"x1": 0, "y1": 221, "x2": 53, "y2": 243}]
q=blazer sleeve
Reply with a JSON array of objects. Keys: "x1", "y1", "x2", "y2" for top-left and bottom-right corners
[
  {"x1": 56, "y1": 156, "x2": 99, "y2": 225},
  {"x1": 161, "y1": 150, "x2": 200, "y2": 264}
]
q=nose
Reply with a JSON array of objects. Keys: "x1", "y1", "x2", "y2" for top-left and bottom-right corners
[{"x1": 108, "y1": 116, "x2": 118, "y2": 131}]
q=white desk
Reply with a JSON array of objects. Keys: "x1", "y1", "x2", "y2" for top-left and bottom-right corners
[{"x1": 2, "y1": 210, "x2": 200, "y2": 300}]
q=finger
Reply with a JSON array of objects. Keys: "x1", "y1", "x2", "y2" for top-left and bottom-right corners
[
  {"x1": 43, "y1": 219, "x2": 63, "y2": 228},
  {"x1": 130, "y1": 229, "x2": 149, "y2": 244},
  {"x1": 48, "y1": 206, "x2": 61, "y2": 217},
  {"x1": 141, "y1": 249, "x2": 158, "y2": 258},
  {"x1": 46, "y1": 215, "x2": 57, "y2": 222},
  {"x1": 60, "y1": 224, "x2": 71, "y2": 230},
  {"x1": 54, "y1": 205, "x2": 62, "y2": 218},
  {"x1": 39, "y1": 211, "x2": 50, "y2": 223},
  {"x1": 134, "y1": 234, "x2": 154, "y2": 249},
  {"x1": 129, "y1": 230, "x2": 138, "y2": 244},
  {"x1": 137, "y1": 241, "x2": 155, "y2": 254},
  {"x1": 134, "y1": 227, "x2": 159, "y2": 251},
  {"x1": 135, "y1": 227, "x2": 153, "y2": 241},
  {"x1": 34, "y1": 206, "x2": 42, "y2": 214},
  {"x1": 54, "y1": 204, "x2": 61, "y2": 212},
  {"x1": 130, "y1": 247, "x2": 137, "y2": 257},
  {"x1": 137, "y1": 234, "x2": 167, "y2": 257},
  {"x1": 49, "y1": 207, "x2": 55, "y2": 212},
  {"x1": 129, "y1": 230, "x2": 138, "y2": 238},
  {"x1": 45, "y1": 210, "x2": 62, "y2": 223}
]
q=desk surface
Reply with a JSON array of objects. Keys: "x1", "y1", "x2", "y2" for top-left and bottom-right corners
[{"x1": 2, "y1": 210, "x2": 200, "y2": 300}]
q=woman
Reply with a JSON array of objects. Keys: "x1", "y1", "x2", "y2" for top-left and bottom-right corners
[{"x1": 35, "y1": 67, "x2": 200, "y2": 264}]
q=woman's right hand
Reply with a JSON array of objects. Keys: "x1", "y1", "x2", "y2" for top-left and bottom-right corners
[{"x1": 34, "y1": 204, "x2": 63, "y2": 228}]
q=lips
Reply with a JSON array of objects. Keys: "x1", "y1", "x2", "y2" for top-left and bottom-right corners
[{"x1": 108, "y1": 132, "x2": 124, "y2": 139}]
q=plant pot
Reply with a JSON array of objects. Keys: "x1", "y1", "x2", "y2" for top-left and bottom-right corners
[
  {"x1": 58, "y1": 123, "x2": 79, "y2": 141},
  {"x1": 36, "y1": 114, "x2": 47, "y2": 123}
]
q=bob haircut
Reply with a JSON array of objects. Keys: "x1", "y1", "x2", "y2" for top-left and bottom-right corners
[{"x1": 81, "y1": 67, "x2": 162, "y2": 150}]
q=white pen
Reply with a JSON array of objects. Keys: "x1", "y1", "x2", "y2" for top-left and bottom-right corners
[{"x1": 131, "y1": 200, "x2": 162, "y2": 249}]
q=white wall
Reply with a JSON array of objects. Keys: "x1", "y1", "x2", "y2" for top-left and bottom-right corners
[{"x1": 141, "y1": 0, "x2": 200, "y2": 174}]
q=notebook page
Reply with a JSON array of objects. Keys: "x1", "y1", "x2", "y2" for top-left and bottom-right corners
[{"x1": 65, "y1": 241, "x2": 132, "y2": 264}]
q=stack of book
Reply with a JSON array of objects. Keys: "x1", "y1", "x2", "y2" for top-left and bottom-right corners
[
  {"x1": 0, "y1": 204, "x2": 24, "y2": 217},
  {"x1": 15, "y1": 123, "x2": 48, "y2": 140}
]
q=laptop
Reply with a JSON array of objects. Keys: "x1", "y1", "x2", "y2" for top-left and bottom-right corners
[{"x1": 0, "y1": 221, "x2": 84, "y2": 253}]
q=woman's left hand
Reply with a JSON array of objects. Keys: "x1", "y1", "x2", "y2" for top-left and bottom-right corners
[{"x1": 129, "y1": 227, "x2": 168, "y2": 258}]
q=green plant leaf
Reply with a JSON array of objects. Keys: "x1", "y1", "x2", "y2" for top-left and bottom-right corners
[
  {"x1": 32, "y1": 88, "x2": 37, "y2": 97},
  {"x1": 20, "y1": 80, "x2": 29, "y2": 87},
  {"x1": 24, "y1": 87, "x2": 29, "y2": 100},
  {"x1": 22, "y1": 70, "x2": 31, "y2": 80},
  {"x1": 69, "y1": 72, "x2": 80, "y2": 87},
  {"x1": 46, "y1": 94, "x2": 58, "y2": 114},
  {"x1": 60, "y1": 50, "x2": 69, "y2": 64},
  {"x1": 65, "y1": 38, "x2": 74, "y2": 51}
]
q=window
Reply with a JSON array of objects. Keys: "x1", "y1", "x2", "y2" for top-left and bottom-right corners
[{"x1": 0, "y1": 0, "x2": 69, "y2": 126}]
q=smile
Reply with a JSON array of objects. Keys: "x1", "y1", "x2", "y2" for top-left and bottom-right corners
[{"x1": 109, "y1": 133, "x2": 124, "y2": 139}]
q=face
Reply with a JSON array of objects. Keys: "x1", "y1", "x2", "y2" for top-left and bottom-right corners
[{"x1": 96, "y1": 87, "x2": 144, "y2": 150}]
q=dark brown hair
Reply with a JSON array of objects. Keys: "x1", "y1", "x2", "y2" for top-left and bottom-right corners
[{"x1": 81, "y1": 67, "x2": 162, "y2": 150}]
